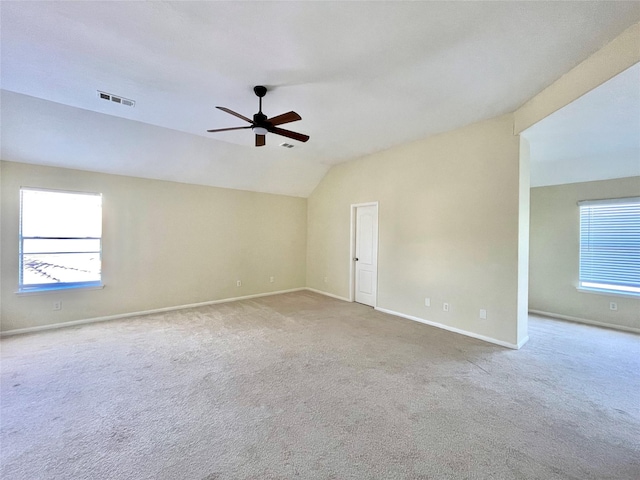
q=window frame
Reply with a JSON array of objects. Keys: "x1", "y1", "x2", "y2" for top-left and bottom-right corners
[
  {"x1": 18, "y1": 187, "x2": 104, "y2": 294},
  {"x1": 577, "y1": 196, "x2": 640, "y2": 298}
]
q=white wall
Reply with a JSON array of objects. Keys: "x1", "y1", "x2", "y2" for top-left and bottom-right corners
[
  {"x1": 0, "y1": 161, "x2": 307, "y2": 332},
  {"x1": 307, "y1": 114, "x2": 526, "y2": 347},
  {"x1": 517, "y1": 138, "x2": 531, "y2": 345},
  {"x1": 529, "y1": 176, "x2": 640, "y2": 332}
]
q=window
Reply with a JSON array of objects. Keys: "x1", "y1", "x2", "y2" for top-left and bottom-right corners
[
  {"x1": 579, "y1": 197, "x2": 640, "y2": 296},
  {"x1": 19, "y1": 188, "x2": 103, "y2": 292}
]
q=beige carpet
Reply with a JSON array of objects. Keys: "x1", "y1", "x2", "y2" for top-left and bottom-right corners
[{"x1": 1, "y1": 291, "x2": 639, "y2": 479}]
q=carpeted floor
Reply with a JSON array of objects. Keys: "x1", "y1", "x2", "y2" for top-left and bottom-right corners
[{"x1": 1, "y1": 291, "x2": 639, "y2": 479}]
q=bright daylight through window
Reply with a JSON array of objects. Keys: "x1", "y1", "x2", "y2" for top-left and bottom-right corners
[
  {"x1": 19, "y1": 188, "x2": 103, "y2": 292},
  {"x1": 579, "y1": 197, "x2": 640, "y2": 296}
]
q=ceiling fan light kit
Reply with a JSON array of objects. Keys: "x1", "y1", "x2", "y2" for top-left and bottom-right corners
[{"x1": 207, "y1": 85, "x2": 309, "y2": 147}]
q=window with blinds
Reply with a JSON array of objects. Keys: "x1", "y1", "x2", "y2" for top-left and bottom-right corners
[
  {"x1": 19, "y1": 188, "x2": 103, "y2": 292},
  {"x1": 578, "y1": 197, "x2": 640, "y2": 296}
]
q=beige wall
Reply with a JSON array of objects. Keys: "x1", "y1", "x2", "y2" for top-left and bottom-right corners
[
  {"x1": 0, "y1": 161, "x2": 307, "y2": 332},
  {"x1": 529, "y1": 176, "x2": 640, "y2": 331},
  {"x1": 307, "y1": 114, "x2": 524, "y2": 346}
]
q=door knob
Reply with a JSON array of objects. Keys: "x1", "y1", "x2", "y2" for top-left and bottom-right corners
[{"x1": 353, "y1": 257, "x2": 359, "y2": 261}]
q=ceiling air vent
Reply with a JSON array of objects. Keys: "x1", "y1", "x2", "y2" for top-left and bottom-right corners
[
  {"x1": 280, "y1": 143, "x2": 295, "y2": 149},
  {"x1": 97, "y1": 91, "x2": 135, "y2": 107}
]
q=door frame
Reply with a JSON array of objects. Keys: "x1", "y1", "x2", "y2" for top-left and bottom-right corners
[{"x1": 349, "y1": 201, "x2": 379, "y2": 306}]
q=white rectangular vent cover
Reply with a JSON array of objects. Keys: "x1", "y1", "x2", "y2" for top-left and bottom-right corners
[
  {"x1": 280, "y1": 143, "x2": 295, "y2": 148},
  {"x1": 98, "y1": 91, "x2": 135, "y2": 107}
]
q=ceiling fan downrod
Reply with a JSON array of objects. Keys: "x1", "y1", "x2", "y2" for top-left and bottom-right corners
[{"x1": 253, "y1": 86, "x2": 268, "y2": 129}]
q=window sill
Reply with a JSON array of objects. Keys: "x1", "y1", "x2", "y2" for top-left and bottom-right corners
[
  {"x1": 576, "y1": 287, "x2": 640, "y2": 299},
  {"x1": 16, "y1": 284, "x2": 105, "y2": 296}
]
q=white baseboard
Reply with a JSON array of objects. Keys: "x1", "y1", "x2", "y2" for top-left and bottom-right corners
[
  {"x1": 1, "y1": 287, "x2": 538, "y2": 349},
  {"x1": 306, "y1": 293, "x2": 528, "y2": 349},
  {"x1": 0, "y1": 288, "x2": 306, "y2": 337},
  {"x1": 305, "y1": 288, "x2": 351, "y2": 302},
  {"x1": 375, "y1": 307, "x2": 526, "y2": 349},
  {"x1": 529, "y1": 309, "x2": 640, "y2": 334}
]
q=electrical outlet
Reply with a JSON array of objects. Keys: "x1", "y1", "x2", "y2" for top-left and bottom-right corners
[
  {"x1": 236, "y1": 280, "x2": 242, "y2": 287},
  {"x1": 443, "y1": 302, "x2": 449, "y2": 312},
  {"x1": 424, "y1": 297, "x2": 431, "y2": 307},
  {"x1": 610, "y1": 302, "x2": 617, "y2": 311},
  {"x1": 269, "y1": 276, "x2": 274, "y2": 283},
  {"x1": 479, "y1": 309, "x2": 487, "y2": 320},
  {"x1": 53, "y1": 301, "x2": 62, "y2": 311}
]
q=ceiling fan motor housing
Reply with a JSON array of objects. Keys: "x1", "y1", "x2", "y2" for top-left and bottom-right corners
[
  {"x1": 253, "y1": 112, "x2": 268, "y2": 125},
  {"x1": 252, "y1": 111, "x2": 269, "y2": 135}
]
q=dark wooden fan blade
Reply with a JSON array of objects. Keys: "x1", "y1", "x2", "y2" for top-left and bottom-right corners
[
  {"x1": 269, "y1": 126, "x2": 309, "y2": 143},
  {"x1": 216, "y1": 106, "x2": 253, "y2": 124},
  {"x1": 267, "y1": 111, "x2": 301, "y2": 126},
  {"x1": 207, "y1": 126, "x2": 252, "y2": 133},
  {"x1": 256, "y1": 134, "x2": 266, "y2": 147}
]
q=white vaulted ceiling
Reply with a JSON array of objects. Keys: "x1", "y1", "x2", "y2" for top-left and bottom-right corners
[
  {"x1": 1, "y1": 1, "x2": 639, "y2": 196},
  {"x1": 524, "y1": 63, "x2": 640, "y2": 187}
]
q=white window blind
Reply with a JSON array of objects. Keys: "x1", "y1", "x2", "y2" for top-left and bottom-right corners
[
  {"x1": 578, "y1": 197, "x2": 640, "y2": 296},
  {"x1": 19, "y1": 188, "x2": 103, "y2": 292}
]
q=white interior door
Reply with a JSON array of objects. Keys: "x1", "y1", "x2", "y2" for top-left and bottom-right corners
[{"x1": 354, "y1": 204, "x2": 378, "y2": 307}]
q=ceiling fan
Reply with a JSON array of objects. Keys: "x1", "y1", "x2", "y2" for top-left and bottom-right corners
[{"x1": 207, "y1": 86, "x2": 309, "y2": 147}]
